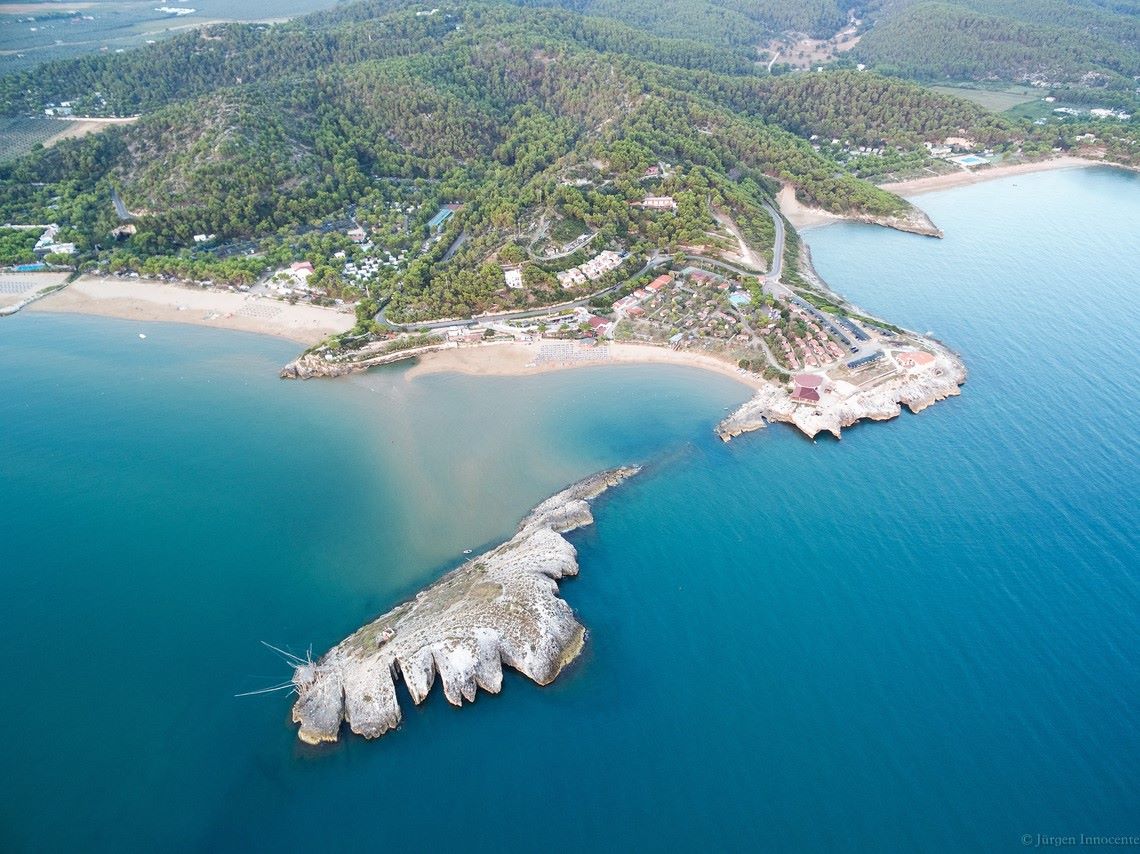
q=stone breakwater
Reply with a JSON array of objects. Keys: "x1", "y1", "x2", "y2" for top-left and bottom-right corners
[
  {"x1": 717, "y1": 343, "x2": 967, "y2": 441},
  {"x1": 290, "y1": 466, "x2": 640, "y2": 745}
]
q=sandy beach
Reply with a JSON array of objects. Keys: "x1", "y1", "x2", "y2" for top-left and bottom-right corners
[
  {"x1": 776, "y1": 185, "x2": 845, "y2": 231},
  {"x1": 404, "y1": 340, "x2": 767, "y2": 390},
  {"x1": 779, "y1": 156, "x2": 1103, "y2": 230},
  {"x1": 27, "y1": 276, "x2": 354, "y2": 345},
  {"x1": 877, "y1": 156, "x2": 1101, "y2": 196},
  {"x1": 0, "y1": 271, "x2": 69, "y2": 310}
]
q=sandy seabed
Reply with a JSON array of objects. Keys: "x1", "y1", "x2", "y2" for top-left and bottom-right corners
[{"x1": 405, "y1": 340, "x2": 766, "y2": 390}]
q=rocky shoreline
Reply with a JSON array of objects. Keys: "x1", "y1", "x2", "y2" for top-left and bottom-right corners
[
  {"x1": 290, "y1": 466, "x2": 639, "y2": 745},
  {"x1": 716, "y1": 341, "x2": 967, "y2": 441},
  {"x1": 280, "y1": 341, "x2": 456, "y2": 379},
  {"x1": 717, "y1": 242, "x2": 967, "y2": 440},
  {"x1": 857, "y1": 205, "x2": 943, "y2": 238}
]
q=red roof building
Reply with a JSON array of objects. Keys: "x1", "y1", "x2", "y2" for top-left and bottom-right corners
[{"x1": 792, "y1": 373, "x2": 824, "y2": 403}]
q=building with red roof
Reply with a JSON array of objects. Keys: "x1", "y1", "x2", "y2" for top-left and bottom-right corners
[{"x1": 792, "y1": 373, "x2": 824, "y2": 403}]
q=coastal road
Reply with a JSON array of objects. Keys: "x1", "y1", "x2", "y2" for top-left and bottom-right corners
[
  {"x1": 760, "y1": 201, "x2": 795, "y2": 301},
  {"x1": 765, "y1": 201, "x2": 785, "y2": 282}
]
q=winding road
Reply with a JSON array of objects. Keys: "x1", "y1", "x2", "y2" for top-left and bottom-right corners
[
  {"x1": 379, "y1": 253, "x2": 666, "y2": 331},
  {"x1": 380, "y1": 198, "x2": 788, "y2": 332}
]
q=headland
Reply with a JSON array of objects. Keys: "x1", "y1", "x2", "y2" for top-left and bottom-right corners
[{"x1": 779, "y1": 156, "x2": 1104, "y2": 231}]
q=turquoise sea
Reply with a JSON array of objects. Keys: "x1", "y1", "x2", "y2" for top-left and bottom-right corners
[{"x1": 1, "y1": 166, "x2": 1137, "y2": 851}]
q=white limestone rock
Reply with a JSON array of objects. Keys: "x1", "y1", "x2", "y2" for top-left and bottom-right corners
[
  {"x1": 291, "y1": 466, "x2": 639, "y2": 744},
  {"x1": 717, "y1": 342, "x2": 967, "y2": 441}
]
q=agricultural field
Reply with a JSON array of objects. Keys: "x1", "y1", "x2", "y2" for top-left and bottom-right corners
[
  {"x1": 0, "y1": 0, "x2": 342, "y2": 73},
  {"x1": 0, "y1": 116, "x2": 63, "y2": 163},
  {"x1": 929, "y1": 85, "x2": 1041, "y2": 113}
]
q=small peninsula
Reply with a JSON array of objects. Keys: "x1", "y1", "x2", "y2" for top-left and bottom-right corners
[
  {"x1": 291, "y1": 466, "x2": 639, "y2": 745},
  {"x1": 280, "y1": 192, "x2": 969, "y2": 442}
]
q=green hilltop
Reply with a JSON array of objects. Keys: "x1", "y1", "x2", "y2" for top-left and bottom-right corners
[{"x1": 0, "y1": 0, "x2": 1135, "y2": 325}]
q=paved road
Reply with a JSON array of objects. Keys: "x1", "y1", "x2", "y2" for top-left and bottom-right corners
[
  {"x1": 764, "y1": 201, "x2": 785, "y2": 283},
  {"x1": 111, "y1": 188, "x2": 131, "y2": 222},
  {"x1": 442, "y1": 231, "x2": 467, "y2": 263},
  {"x1": 684, "y1": 255, "x2": 761, "y2": 280},
  {"x1": 760, "y1": 201, "x2": 795, "y2": 300},
  {"x1": 380, "y1": 199, "x2": 789, "y2": 332}
]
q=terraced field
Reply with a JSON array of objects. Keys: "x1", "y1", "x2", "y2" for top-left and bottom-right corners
[{"x1": 0, "y1": 116, "x2": 61, "y2": 163}]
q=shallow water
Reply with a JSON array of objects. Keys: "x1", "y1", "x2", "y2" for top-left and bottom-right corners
[{"x1": 1, "y1": 165, "x2": 1137, "y2": 851}]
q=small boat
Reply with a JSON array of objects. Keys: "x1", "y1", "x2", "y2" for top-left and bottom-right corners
[
  {"x1": 462, "y1": 548, "x2": 473, "y2": 554},
  {"x1": 138, "y1": 333, "x2": 147, "y2": 339}
]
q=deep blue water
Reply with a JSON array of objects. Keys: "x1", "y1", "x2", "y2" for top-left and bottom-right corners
[{"x1": 1, "y1": 166, "x2": 1137, "y2": 851}]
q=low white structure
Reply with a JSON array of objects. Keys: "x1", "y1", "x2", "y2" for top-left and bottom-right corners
[{"x1": 556, "y1": 249, "x2": 622, "y2": 286}]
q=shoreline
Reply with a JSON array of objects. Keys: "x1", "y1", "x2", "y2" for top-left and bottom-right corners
[
  {"x1": 402, "y1": 340, "x2": 768, "y2": 391},
  {"x1": 877, "y1": 156, "x2": 1104, "y2": 197},
  {"x1": 26, "y1": 275, "x2": 354, "y2": 346},
  {"x1": 779, "y1": 156, "x2": 1104, "y2": 231}
]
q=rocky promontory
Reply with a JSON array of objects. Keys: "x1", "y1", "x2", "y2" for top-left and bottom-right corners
[
  {"x1": 717, "y1": 341, "x2": 967, "y2": 441},
  {"x1": 290, "y1": 466, "x2": 639, "y2": 745},
  {"x1": 280, "y1": 341, "x2": 455, "y2": 379},
  {"x1": 856, "y1": 205, "x2": 943, "y2": 239}
]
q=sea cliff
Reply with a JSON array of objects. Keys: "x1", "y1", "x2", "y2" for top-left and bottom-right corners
[{"x1": 290, "y1": 466, "x2": 639, "y2": 745}]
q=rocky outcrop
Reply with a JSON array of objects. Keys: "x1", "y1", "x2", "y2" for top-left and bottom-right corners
[
  {"x1": 280, "y1": 342, "x2": 454, "y2": 379},
  {"x1": 290, "y1": 466, "x2": 639, "y2": 745},
  {"x1": 717, "y1": 345, "x2": 967, "y2": 441},
  {"x1": 853, "y1": 205, "x2": 943, "y2": 238},
  {"x1": 280, "y1": 354, "x2": 358, "y2": 379}
]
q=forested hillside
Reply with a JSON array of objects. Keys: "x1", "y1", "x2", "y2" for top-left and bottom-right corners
[
  {"x1": 0, "y1": 0, "x2": 1135, "y2": 321},
  {"x1": 654, "y1": 69, "x2": 1016, "y2": 147},
  {"x1": 511, "y1": 0, "x2": 858, "y2": 42},
  {"x1": 1, "y1": 3, "x2": 941, "y2": 246},
  {"x1": 839, "y1": 0, "x2": 1140, "y2": 115},
  {"x1": 854, "y1": 2, "x2": 1140, "y2": 85}
]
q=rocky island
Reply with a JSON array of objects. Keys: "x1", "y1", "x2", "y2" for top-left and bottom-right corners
[{"x1": 291, "y1": 466, "x2": 639, "y2": 745}]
